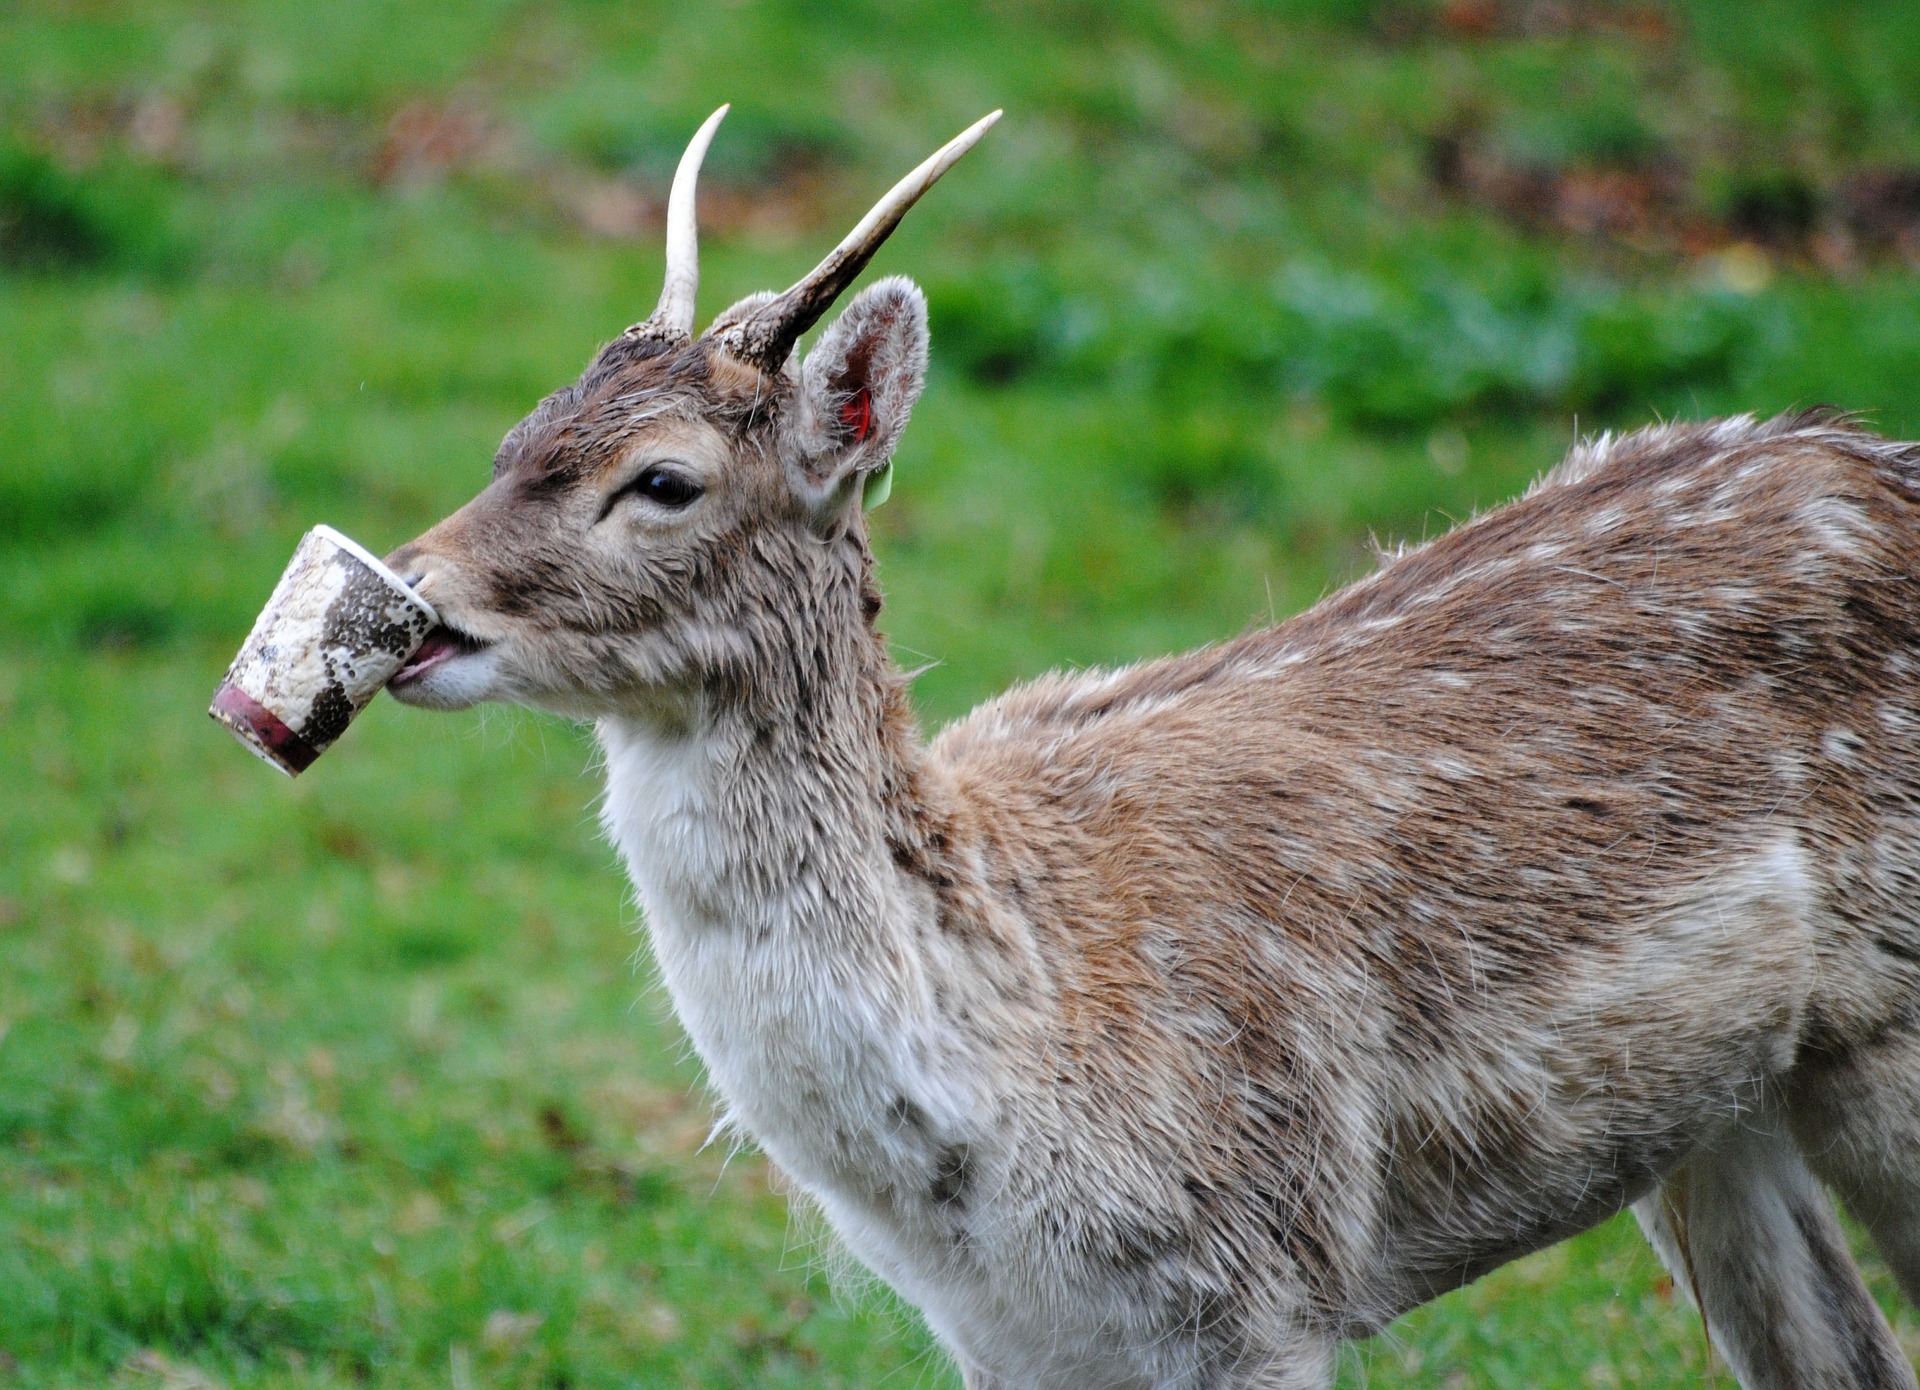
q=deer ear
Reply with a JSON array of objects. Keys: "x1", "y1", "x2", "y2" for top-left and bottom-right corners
[{"x1": 794, "y1": 276, "x2": 928, "y2": 509}]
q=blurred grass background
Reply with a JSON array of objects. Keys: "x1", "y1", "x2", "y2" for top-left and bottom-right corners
[{"x1": 4, "y1": 1, "x2": 1920, "y2": 1385}]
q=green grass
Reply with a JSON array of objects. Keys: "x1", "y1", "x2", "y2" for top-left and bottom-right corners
[{"x1": 4, "y1": 1, "x2": 1920, "y2": 1384}]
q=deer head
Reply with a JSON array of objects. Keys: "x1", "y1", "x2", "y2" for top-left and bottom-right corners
[{"x1": 383, "y1": 107, "x2": 999, "y2": 721}]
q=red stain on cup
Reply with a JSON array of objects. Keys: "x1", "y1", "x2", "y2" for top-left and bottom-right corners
[{"x1": 210, "y1": 682, "x2": 322, "y2": 773}]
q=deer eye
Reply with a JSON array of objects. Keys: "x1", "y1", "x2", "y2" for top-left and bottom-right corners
[{"x1": 611, "y1": 465, "x2": 703, "y2": 516}]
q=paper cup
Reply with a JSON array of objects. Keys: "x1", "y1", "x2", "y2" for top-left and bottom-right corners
[{"x1": 210, "y1": 525, "x2": 437, "y2": 776}]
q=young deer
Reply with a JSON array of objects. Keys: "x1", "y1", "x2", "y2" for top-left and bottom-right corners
[{"x1": 383, "y1": 107, "x2": 1920, "y2": 1388}]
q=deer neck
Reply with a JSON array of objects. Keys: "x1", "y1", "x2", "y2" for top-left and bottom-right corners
[{"x1": 593, "y1": 578, "x2": 968, "y2": 1201}]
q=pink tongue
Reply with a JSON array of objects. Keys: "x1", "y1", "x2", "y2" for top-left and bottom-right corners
[{"x1": 395, "y1": 631, "x2": 461, "y2": 682}]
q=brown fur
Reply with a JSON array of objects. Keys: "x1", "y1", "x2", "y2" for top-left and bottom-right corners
[{"x1": 931, "y1": 410, "x2": 1920, "y2": 1325}]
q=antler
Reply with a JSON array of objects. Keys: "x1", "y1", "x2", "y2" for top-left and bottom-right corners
[
  {"x1": 626, "y1": 104, "x2": 730, "y2": 344},
  {"x1": 715, "y1": 109, "x2": 1002, "y2": 372}
]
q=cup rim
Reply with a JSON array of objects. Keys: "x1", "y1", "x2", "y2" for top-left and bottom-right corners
[{"x1": 311, "y1": 524, "x2": 438, "y2": 625}]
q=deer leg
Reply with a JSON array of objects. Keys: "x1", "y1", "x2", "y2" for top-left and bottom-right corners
[
  {"x1": 1633, "y1": 1101, "x2": 1915, "y2": 1390},
  {"x1": 1789, "y1": 1021, "x2": 1920, "y2": 1305}
]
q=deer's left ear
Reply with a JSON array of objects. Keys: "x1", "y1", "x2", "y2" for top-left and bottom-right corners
[{"x1": 793, "y1": 275, "x2": 928, "y2": 510}]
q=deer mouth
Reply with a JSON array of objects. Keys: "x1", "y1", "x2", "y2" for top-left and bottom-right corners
[{"x1": 390, "y1": 624, "x2": 490, "y2": 687}]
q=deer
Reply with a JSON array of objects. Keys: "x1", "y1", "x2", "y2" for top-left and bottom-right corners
[{"x1": 379, "y1": 105, "x2": 1920, "y2": 1388}]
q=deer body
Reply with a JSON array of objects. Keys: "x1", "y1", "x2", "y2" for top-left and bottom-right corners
[
  {"x1": 382, "y1": 111, "x2": 1920, "y2": 1388},
  {"x1": 589, "y1": 415, "x2": 1920, "y2": 1389}
]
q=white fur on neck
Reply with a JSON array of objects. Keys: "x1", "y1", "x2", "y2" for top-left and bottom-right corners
[{"x1": 595, "y1": 707, "x2": 979, "y2": 1246}]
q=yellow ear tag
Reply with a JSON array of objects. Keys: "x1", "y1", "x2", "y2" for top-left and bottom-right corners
[{"x1": 862, "y1": 461, "x2": 893, "y2": 511}]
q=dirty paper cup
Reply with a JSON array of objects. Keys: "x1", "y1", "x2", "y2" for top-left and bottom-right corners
[{"x1": 210, "y1": 525, "x2": 437, "y2": 776}]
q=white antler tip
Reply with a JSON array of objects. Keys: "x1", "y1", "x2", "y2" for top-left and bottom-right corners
[
  {"x1": 937, "y1": 109, "x2": 1003, "y2": 168},
  {"x1": 641, "y1": 103, "x2": 732, "y2": 340},
  {"x1": 717, "y1": 108, "x2": 1002, "y2": 367}
]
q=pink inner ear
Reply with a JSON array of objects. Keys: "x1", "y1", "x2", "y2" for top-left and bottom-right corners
[{"x1": 840, "y1": 391, "x2": 873, "y2": 442}]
